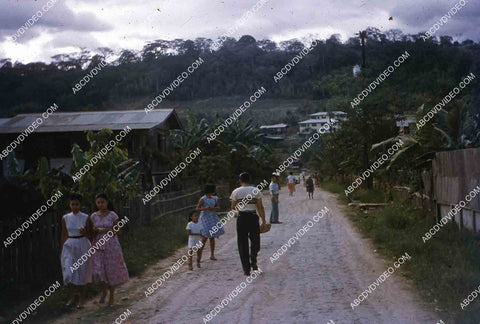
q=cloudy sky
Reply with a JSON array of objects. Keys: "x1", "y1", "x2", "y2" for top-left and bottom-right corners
[{"x1": 0, "y1": 0, "x2": 478, "y2": 63}]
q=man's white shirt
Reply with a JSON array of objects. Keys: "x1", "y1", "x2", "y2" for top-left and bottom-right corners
[{"x1": 230, "y1": 185, "x2": 262, "y2": 211}]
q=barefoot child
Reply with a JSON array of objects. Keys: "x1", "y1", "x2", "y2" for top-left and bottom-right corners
[
  {"x1": 197, "y1": 184, "x2": 224, "y2": 260},
  {"x1": 186, "y1": 210, "x2": 204, "y2": 270},
  {"x1": 61, "y1": 193, "x2": 92, "y2": 308},
  {"x1": 88, "y1": 193, "x2": 129, "y2": 307}
]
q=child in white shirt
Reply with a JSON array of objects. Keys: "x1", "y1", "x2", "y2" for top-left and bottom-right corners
[{"x1": 186, "y1": 210, "x2": 204, "y2": 270}]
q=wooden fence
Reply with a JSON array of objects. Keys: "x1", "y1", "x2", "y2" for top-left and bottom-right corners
[
  {"x1": 0, "y1": 183, "x2": 236, "y2": 287},
  {"x1": 0, "y1": 202, "x2": 135, "y2": 287},
  {"x1": 430, "y1": 148, "x2": 480, "y2": 232}
]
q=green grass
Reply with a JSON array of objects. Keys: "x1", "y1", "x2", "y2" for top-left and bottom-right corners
[
  {"x1": 121, "y1": 212, "x2": 189, "y2": 276},
  {"x1": 319, "y1": 179, "x2": 388, "y2": 204},
  {"x1": 321, "y1": 180, "x2": 480, "y2": 323},
  {"x1": 353, "y1": 203, "x2": 480, "y2": 323}
]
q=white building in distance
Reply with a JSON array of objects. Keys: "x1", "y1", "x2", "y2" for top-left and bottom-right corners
[{"x1": 298, "y1": 111, "x2": 347, "y2": 134}]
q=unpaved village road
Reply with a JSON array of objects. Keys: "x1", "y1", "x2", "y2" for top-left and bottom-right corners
[{"x1": 53, "y1": 187, "x2": 440, "y2": 324}]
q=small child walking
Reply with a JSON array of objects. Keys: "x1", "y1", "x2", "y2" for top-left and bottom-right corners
[
  {"x1": 197, "y1": 184, "x2": 224, "y2": 260},
  {"x1": 186, "y1": 210, "x2": 204, "y2": 270},
  {"x1": 60, "y1": 193, "x2": 92, "y2": 308}
]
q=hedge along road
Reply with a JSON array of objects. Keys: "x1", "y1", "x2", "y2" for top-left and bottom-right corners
[{"x1": 52, "y1": 188, "x2": 438, "y2": 324}]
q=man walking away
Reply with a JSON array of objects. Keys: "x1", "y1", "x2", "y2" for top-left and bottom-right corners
[
  {"x1": 269, "y1": 174, "x2": 282, "y2": 224},
  {"x1": 230, "y1": 172, "x2": 267, "y2": 276}
]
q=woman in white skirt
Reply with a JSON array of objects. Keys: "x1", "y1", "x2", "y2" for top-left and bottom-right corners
[{"x1": 61, "y1": 194, "x2": 92, "y2": 308}]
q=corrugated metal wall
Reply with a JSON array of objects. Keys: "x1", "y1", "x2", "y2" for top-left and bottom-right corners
[{"x1": 432, "y1": 148, "x2": 480, "y2": 231}]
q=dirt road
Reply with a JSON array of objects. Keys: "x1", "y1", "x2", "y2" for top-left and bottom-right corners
[{"x1": 53, "y1": 187, "x2": 440, "y2": 324}]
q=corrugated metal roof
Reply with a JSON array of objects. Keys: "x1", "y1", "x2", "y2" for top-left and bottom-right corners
[
  {"x1": 0, "y1": 109, "x2": 181, "y2": 134},
  {"x1": 0, "y1": 118, "x2": 11, "y2": 127},
  {"x1": 299, "y1": 119, "x2": 330, "y2": 124},
  {"x1": 260, "y1": 123, "x2": 288, "y2": 129},
  {"x1": 310, "y1": 112, "x2": 328, "y2": 116},
  {"x1": 310, "y1": 111, "x2": 346, "y2": 117}
]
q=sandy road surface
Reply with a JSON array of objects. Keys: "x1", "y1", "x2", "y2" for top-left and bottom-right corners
[{"x1": 53, "y1": 187, "x2": 440, "y2": 324}]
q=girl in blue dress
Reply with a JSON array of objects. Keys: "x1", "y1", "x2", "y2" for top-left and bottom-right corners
[{"x1": 196, "y1": 184, "x2": 224, "y2": 260}]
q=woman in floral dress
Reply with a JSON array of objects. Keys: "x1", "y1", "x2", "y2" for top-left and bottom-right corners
[
  {"x1": 88, "y1": 193, "x2": 129, "y2": 307},
  {"x1": 197, "y1": 184, "x2": 224, "y2": 260}
]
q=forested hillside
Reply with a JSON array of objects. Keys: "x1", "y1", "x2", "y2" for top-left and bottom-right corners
[{"x1": 0, "y1": 27, "x2": 479, "y2": 125}]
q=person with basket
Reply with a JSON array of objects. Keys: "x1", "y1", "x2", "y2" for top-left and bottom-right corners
[{"x1": 230, "y1": 172, "x2": 269, "y2": 276}]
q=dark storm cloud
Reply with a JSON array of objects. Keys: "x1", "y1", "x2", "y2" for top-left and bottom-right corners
[
  {"x1": 0, "y1": 0, "x2": 111, "y2": 42},
  {"x1": 1, "y1": 0, "x2": 479, "y2": 62},
  {"x1": 391, "y1": 0, "x2": 480, "y2": 39}
]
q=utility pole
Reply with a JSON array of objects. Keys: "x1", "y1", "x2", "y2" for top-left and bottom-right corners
[{"x1": 358, "y1": 30, "x2": 367, "y2": 68}]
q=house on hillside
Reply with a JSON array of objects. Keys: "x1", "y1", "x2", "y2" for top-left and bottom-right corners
[
  {"x1": 259, "y1": 123, "x2": 288, "y2": 140},
  {"x1": 298, "y1": 111, "x2": 347, "y2": 134},
  {"x1": 0, "y1": 109, "x2": 182, "y2": 187},
  {"x1": 395, "y1": 114, "x2": 417, "y2": 134}
]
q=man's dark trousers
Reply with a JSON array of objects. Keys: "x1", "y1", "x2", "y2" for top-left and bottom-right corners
[{"x1": 237, "y1": 211, "x2": 260, "y2": 273}]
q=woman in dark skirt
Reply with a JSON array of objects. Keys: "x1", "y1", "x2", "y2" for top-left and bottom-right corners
[{"x1": 306, "y1": 176, "x2": 314, "y2": 199}]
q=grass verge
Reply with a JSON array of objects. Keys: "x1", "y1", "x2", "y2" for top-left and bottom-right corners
[{"x1": 321, "y1": 181, "x2": 480, "y2": 324}]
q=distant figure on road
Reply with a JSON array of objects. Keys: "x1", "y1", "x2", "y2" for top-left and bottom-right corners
[
  {"x1": 306, "y1": 176, "x2": 314, "y2": 199},
  {"x1": 287, "y1": 172, "x2": 296, "y2": 196},
  {"x1": 269, "y1": 174, "x2": 281, "y2": 224},
  {"x1": 230, "y1": 172, "x2": 266, "y2": 276}
]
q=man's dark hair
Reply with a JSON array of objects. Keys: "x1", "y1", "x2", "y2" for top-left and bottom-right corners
[
  {"x1": 290, "y1": 172, "x2": 293, "y2": 175},
  {"x1": 239, "y1": 172, "x2": 251, "y2": 183}
]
